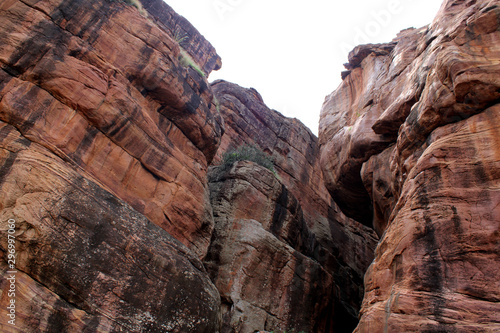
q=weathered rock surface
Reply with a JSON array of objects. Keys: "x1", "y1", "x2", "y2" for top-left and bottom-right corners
[
  {"x1": 358, "y1": 106, "x2": 500, "y2": 332},
  {"x1": 319, "y1": 0, "x2": 500, "y2": 331},
  {"x1": 210, "y1": 81, "x2": 379, "y2": 331},
  {"x1": 5, "y1": 0, "x2": 498, "y2": 331},
  {"x1": 0, "y1": 0, "x2": 224, "y2": 331},
  {"x1": 0, "y1": 0, "x2": 224, "y2": 257},
  {"x1": 0, "y1": 122, "x2": 221, "y2": 332},
  {"x1": 141, "y1": 0, "x2": 222, "y2": 75},
  {"x1": 206, "y1": 161, "x2": 335, "y2": 333}
]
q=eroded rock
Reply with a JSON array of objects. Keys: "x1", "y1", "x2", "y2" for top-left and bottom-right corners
[
  {"x1": 205, "y1": 161, "x2": 335, "y2": 333},
  {"x1": 0, "y1": 0, "x2": 224, "y2": 257},
  {"x1": 209, "y1": 81, "x2": 379, "y2": 331},
  {"x1": 0, "y1": 122, "x2": 221, "y2": 332},
  {"x1": 319, "y1": 0, "x2": 500, "y2": 331}
]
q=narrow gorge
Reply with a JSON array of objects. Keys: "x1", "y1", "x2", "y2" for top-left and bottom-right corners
[{"x1": 0, "y1": 0, "x2": 498, "y2": 332}]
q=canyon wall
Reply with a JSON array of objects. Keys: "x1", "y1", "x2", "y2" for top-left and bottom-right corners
[
  {"x1": 319, "y1": 0, "x2": 500, "y2": 331},
  {"x1": 0, "y1": 0, "x2": 223, "y2": 331},
  {"x1": 0, "y1": 0, "x2": 377, "y2": 332},
  {"x1": 207, "y1": 81, "x2": 378, "y2": 332},
  {"x1": 1, "y1": 0, "x2": 498, "y2": 332}
]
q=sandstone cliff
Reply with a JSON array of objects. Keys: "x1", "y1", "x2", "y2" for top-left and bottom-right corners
[
  {"x1": 0, "y1": 0, "x2": 376, "y2": 332},
  {"x1": 0, "y1": 0, "x2": 223, "y2": 331},
  {"x1": 1, "y1": 0, "x2": 498, "y2": 332},
  {"x1": 319, "y1": 0, "x2": 500, "y2": 331},
  {"x1": 207, "y1": 81, "x2": 378, "y2": 332}
]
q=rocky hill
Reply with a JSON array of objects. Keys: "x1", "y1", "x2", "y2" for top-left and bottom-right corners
[{"x1": 0, "y1": 0, "x2": 498, "y2": 332}]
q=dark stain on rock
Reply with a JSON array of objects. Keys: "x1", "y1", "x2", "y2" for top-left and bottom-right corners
[
  {"x1": 46, "y1": 299, "x2": 70, "y2": 333},
  {"x1": 132, "y1": 45, "x2": 155, "y2": 85},
  {"x1": 392, "y1": 254, "x2": 404, "y2": 283},
  {"x1": 6, "y1": 20, "x2": 66, "y2": 76},
  {"x1": 70, "y1": 127, "x2": 99, "y2": 166},
  {"x1": 89, "y1": 223, "x2": 108, "y2": 249},
  {"x1": 203, "y1": 228, "x2": 223, "y2": 282},
  {"x1": 0, "y1": 125, "x2": 13, "y2": 146},
  {"x1": 421, "y1": 166, "x2": 442, "y2": 194},
  {"x1": 270, "y1": 185, "x2": 289, "y2": 236},
  {"x1": 52, "y1": 0, "x2": 119, "y2": 45},
  {"x1": 0, "y1": 151, "x2": 17, "y2": 185},
  {"x1": 82, "y1": 316, "x2": 102, "y2": 333},
  {"x1": 473, "y1": 161, "x2": 489, "y2": 182},
  {"x1": 9, "y1": 84, "x2": 52, "y2": 134},
  {"x1": 0, "y1": 68, "x2": 14, "y2": 90},
  {"x1": 185, "y1": 81, "x2": 202, "y2": 115},
  {"x1": 106, "y1": 115, "x2": 131, "y2": 139},
  {"x1": 285, "y1": 205, "x2": 319, "y2": 260},
  {"x1": 451, "y1": 206, "x2": 462, "y2": 233},
  {"x1": 412, "y1": 212, "x2": 449, "y2": 329},
  {"x1": 418, "y1": 215, "x2": 443, "y2": 292}
]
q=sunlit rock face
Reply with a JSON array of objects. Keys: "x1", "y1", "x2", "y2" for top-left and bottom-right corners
[
  {"x1": 319, "y1": 0, "x2": 500, "y2": 331},
  {"x1": 0, "y1": 0, "x2": 223, "y2": 331},
  {"x1": 209, "y1": 81, "x2": 378, "y2": 332}
]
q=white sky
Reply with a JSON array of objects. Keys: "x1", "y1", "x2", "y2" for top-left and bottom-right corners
[{"x1": 165, "y1": 0, "x2": 443, "y2": 135}]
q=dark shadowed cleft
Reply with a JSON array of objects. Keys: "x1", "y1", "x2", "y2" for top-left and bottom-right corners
[{"x1": 270, "y1": 185, "x2": 289, "y2": 236}]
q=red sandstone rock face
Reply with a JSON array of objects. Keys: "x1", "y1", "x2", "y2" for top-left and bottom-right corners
[
  {"x1": 211, "y1": 81, "x2": 379, "y2": 331},
  {"x1": 206, "y1": 161, "x2": 335, "y2": 332},
  {"x1": 358, "y1": 106, "x2": 500, "y2": 332},
  {"x1": 0, "y1": 122, "x2": 221, "y2": 332},
  {"x1": 0, "y1": 0, "x2": 224, "y2": 331},
  {"x1": 319, "y1": 0, "x2": 500, "y2": 331},
  {"x1": 141, "y1": 0, "x2": 222, "y2": 75},
  {"x1": 0, "y1": 0, "x2": 223, "y2": 257}
]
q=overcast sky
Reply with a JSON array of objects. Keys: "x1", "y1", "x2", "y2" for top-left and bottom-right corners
[{"x1": 165, "y1": 0, "x2": 443, "y2": 135}]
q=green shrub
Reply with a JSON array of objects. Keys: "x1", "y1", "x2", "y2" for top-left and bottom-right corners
[
  {"x1": 174, "y1": 28, "x2": 189, "y2": 47},
  {"x1": 179, "y1": 49, "x2": 205, "y2": 77},
  {"x1": 123, "y1": 0, "x2": 148, "y2": 17},
  {"x1": 221, "y1": 144, "x2": 275, "y2": 172}
]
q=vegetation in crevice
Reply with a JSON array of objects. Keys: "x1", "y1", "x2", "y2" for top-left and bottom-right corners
[
  {"x1": 123, "y1": 0, "x2": 148, "y2": 17},
  {"x1": 174, "y1": 28, "x2": 189, "y2": 47},
  {"x1": 213, "y1": 96, "x2": 221, "y2": 113},
  {"x1": 178, "y1": 48, "x2": 206, "y2": 77},
  {"x1": 173, "y1": 27, "x2": 206, "y2": 77},
  {"x1": 221, "y1": 144, "x2": 276, "y2": 173}
]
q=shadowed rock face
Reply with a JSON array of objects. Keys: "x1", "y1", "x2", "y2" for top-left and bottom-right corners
[
  {"x1": 206, "y1": 161, "x2": 335, "y2": 333},
  {"x1": 209, "y1": 81, "x2": 379, "y2": 332},
  {"x1": 319, "y1": 0, "x2": 500, "y2": 331}
]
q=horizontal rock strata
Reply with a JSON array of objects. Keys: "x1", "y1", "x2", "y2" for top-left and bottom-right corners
[
  {"x1": 0, "y1": 0, "x2": 224, "y2": 257},
  {"x1": 0, "y1": 0, "x2": 223, "y2": 331}
]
